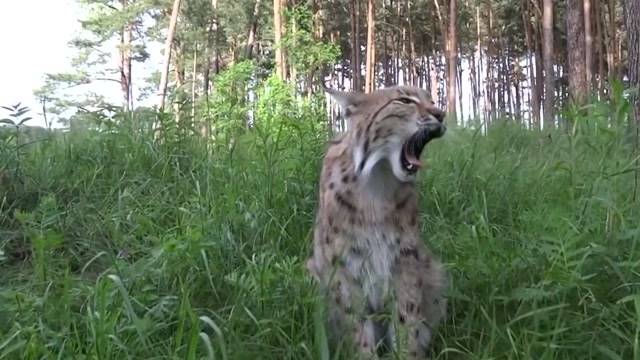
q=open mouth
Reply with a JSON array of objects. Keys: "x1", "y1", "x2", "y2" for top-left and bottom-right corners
[{"x1": 400, "y1": 123, "x2": 445, "y2": 174}]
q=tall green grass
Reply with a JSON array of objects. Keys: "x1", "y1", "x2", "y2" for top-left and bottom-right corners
[{"x1": 1, "y1": 96, "x2": 639, "y2": 359}]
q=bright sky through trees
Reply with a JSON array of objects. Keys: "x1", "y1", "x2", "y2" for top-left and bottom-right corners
[{"x1": 0, "y1": 0, "x2": 80, "y2": 127}]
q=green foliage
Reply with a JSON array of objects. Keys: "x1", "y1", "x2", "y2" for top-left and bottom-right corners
[
  {"x1": 202, "y1": 60, "x2": 256, "y2": 138},
  {"x1": 281, "y1": 5, "x2": 340, "y2": 76},
  {"x1": 1, "y1": 94, "x2": 639, "y2": 359}
]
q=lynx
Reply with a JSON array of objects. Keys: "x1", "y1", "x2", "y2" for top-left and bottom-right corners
[{"x1": 306, "y1": 85, "x2": 448, "y2": 359}]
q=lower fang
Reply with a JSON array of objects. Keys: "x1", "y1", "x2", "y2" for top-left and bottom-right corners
[{"x1": 407, "y1": 164, "x2": 414, "y2": 170}]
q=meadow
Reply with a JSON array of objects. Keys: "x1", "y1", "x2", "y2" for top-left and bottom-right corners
[{"x1": 1, "y1": 86, "x2": 639, "y2": 359}]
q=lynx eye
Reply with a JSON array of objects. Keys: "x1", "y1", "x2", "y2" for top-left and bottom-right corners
[{"x1": 396, "y1": 97, "x2": 416, "y2": 105}]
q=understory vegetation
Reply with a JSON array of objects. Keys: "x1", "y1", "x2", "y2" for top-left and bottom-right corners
[{"x1": 1, "y1": 78, "x2": 640, "y2": 359}]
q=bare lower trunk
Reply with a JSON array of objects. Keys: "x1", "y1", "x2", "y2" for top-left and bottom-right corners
[
  {"x1": 446, "y1": 0, "x2": 457, "y2": 124},
  {"x1": 607, "y1": 0, "x2": 617, "y2": 81},
  {"x1": 486, "y1": 1, "x2": 495, "y2": 123},
  {"x1": 567, "y1": 0, "x2": 588, "y2": 104},
  {"x1": 543, "y1": 0, "x2": 555, "y2": 127},
  {"x1": 274, "y1": 0, "x2": 287, "y2": 79},
  {"x1": 158, "y1": 0, "x2": 183, "y2": 112},
  {"x1": 191, "y1": 46, "x2": 197, "y2": 120},
  {"x1": 595, "y1": 0, "x2": 606, "y2": 98},
  {"x1": 624, "y1": 0, "x2": 640, "y2": 133},
  {"x1": 120, "y1": 0, "x2": 132, "y2": 112},
  {"x1": 523, "y1": 0, "x2": 539, "y2": 127},
  {"x1": 428, "y1": 54, "x2": 438, "y2": 105},
  {"x1": 245, "y1": 0, "x2": 262, "y2": 59},
  {"x1": 584, "y1": 0, "x2": 593, "y2": 89},
  {"x1": 350, "y1": 0, "x2": 362, "y2": 91},
  {"x1": 364, "y1": 0, "x2": 376, "y2": 93},
  {"x1": 624, "y1": 0, "x2": 640, "y2": 201},
  {"x1": 407, "y1": 0, "x2": 418, "y2": 86},
  {"x1": 173, "y1": 43, "x2": 185, "y2": 123},
  {"x1": 202, "y1": 0, "x2": 219, "y2": 97}
]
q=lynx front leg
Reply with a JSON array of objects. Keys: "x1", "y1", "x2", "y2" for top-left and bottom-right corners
[
  {"x1": 393, "y1": 245, "x2": 447, "y2": 359},
  {"x1": 325, "y1": 268, "x2": 380, "y2": 359}
]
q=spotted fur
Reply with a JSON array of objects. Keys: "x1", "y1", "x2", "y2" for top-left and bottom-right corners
[{"x1": 306, "y1": 85, "x2": 448, "y2": 359}]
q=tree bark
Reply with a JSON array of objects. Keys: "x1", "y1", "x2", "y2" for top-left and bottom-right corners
[
  {"x1": 350, "y1": 0, "x2": 362, "y2": 91},
  {"x1": 274, "y1": 0, "x2": 287, "y2": 79},
  {"x1": 486, "y1": 1, "x2": 495, "y2": 123},
  {"x1": 543, "y1": 0, "x2": 554, "y2": 127},
  {"x1": 595, "y1": 0, "x2": 606, "y2": 98},
  {"x1": 120, "y1": 0, "x2": 132, "y2": 112},
  {"x1": 584, "y1": 0, "x2": 593, "y2": 89},
  {"x1": 607, "y1": 0, "x2": 617, "y2": 81},
  {"x1": 381, "y1": 0, "x2": 390, "y2": 86},
  {"x1": 567, "y1": 0, "x2": 588, "y2": 104},
  {"x1": 624, "y1": 0, "x2": 640, "y2": 133},
  {"x1": 476, "y1": 5, "x2": 483, "y2": 121},
  {"x1": 407, "y1": 0, "x2": 418, "y2": 86},
  {"x1": 446, "y1": 0, "x2": 457, "y2": 124},
  {"x1": 428, "y1": 55, "x2": 438, "y2": 104},
  {"x1": 534, "y1": 8, "x2": 544, "y2": 126},
  {"x1": 203, "y1": 0, "x2": 219, "y2": 97},
  {"x1": 523, "y1": 0, "x2": 539, "y2": 127},
  {"x1": 514, "y1": 55, "x2": 522, "y2": 121},
  {"x1": 172, "y1": 41, "x2": 185, "y2": 123},
  {"x1": 191, "y1": 45, "x2": 197, "y2": 120},
  {"x1": 470, "y1": 6, "x2": 479, "y2": 119},
  {"x1": 364, "y1": 0, "x2": 376, "y2": 93},
  {"x1": 245, "y1": 0, "x2": 262, "y2": 59},
  {"x1": 158, "y1": 0, "x2": 182, "y2": 112}
]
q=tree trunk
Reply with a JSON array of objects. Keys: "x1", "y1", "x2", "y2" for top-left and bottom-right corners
[
  {"x1": 476, "y1": 5, "x2": 483, "y2": 121},
  {"x1": 203, "y1": 0, "x2": 219, "y2": 98},
  {"x1": 607, "y1": 0, "x2": 617, "y2": 81},
  {"x1": 486, "y1": 1, "x2": 495, "y2": 123},
  {"x1": 514, "y1": 55, "x2": 522, "y2": 121},
  {"x1": 350, "y1": 0, "x2": 362, "y2": 91},
  {"x1": 595, "y1": 0, "x2": 606, "y2": 98},
  {"x1": 407, "y1": 0, "x2": 418, "y2": 86},
  {"x1": 245, "y1": 0, "x2": 262, "y2": 59},
  {"x1": 203, "y1": 46, "x2": 211, "y2": 98},
  {"x1": 364, "y1": 0, "x2": 376, "y2": 93},
  {"x1": 191, "y1": 45, "x2": 197, "y2": 120},
  {"x1": 398, "y1": 0, "x2": 404, "y2": 86},
  {"x1": 381, "y1": 0, "x2": 390, "y2": 86},
  {"x1": 120, "y1": 0, "x2": 132, "y2": 112},
  {"x1": 428, "y1": 55, "x2": 438, "y2": 104},
  {"x1": 496, "y1": 36, "x2": 506, "y2": 118},
  {"x1": 523, "y1": 0, "x2": 539, "y2": 127},
  {"x1": 446, "y1": 0, "x2": 457, "y2": 124},
  {"x1": 158, "y1": 0, "x2": 182, "y2": 112},
  {"x1": 312, "y1": 0, "x2": 325, "y2": 39},
  {"x1": 624, "y1": 0, "x2": 640, "y2": 133},
  {"x1": 173, "y1": 42, "x2": 185, "y2": 88},
  {"x1": 534, "y1": 9, "x2": 544, "y2": 126},
  {"x1": 543, "y1": 0, "x2": 555, "y2": 127},
  {"x1": 172, "y1": 41, "x2": 185, "y2": 123},
  {"x1": 584, "y1": 0, "x2": 593, "y2": 89},
  {"x1": 567, "y1": 0, "x2": 588, "y2": 104},
  {"x1": 470, "y1": 9, "x2": 479, "y2": 119},
  {"x1": 274, "y1": 0, "x2": 287, "y2": 79}
]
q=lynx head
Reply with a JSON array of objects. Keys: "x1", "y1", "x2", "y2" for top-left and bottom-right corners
[{"x1": 326, "y1": 85, "x2": 446, "y2": 183}]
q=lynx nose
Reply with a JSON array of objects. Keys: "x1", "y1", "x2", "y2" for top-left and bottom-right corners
[
  {"x1": 430, "y1": 107, "x2": 445, "y2": 123},
  {"x1": 422, "y1": 102, "x2": 446, "y2": 123}
]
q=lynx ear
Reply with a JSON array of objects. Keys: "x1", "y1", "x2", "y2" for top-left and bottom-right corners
[{"x1": 323, "y1": 84, "x2": 365, "y2": 112}]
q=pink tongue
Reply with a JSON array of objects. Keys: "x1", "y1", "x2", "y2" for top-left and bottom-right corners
[{"x1": 404, "y1": 148, "x2": 422, "y2": 169}]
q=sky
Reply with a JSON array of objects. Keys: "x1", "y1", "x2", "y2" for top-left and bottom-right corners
[{"x1": 0, "y1": 0, "x2": 81, "y2": 128}]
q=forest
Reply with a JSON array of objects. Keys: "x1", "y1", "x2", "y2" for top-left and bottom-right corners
[{"x1": 0, "y1": 0, "x2": 639, "y2": 358}]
